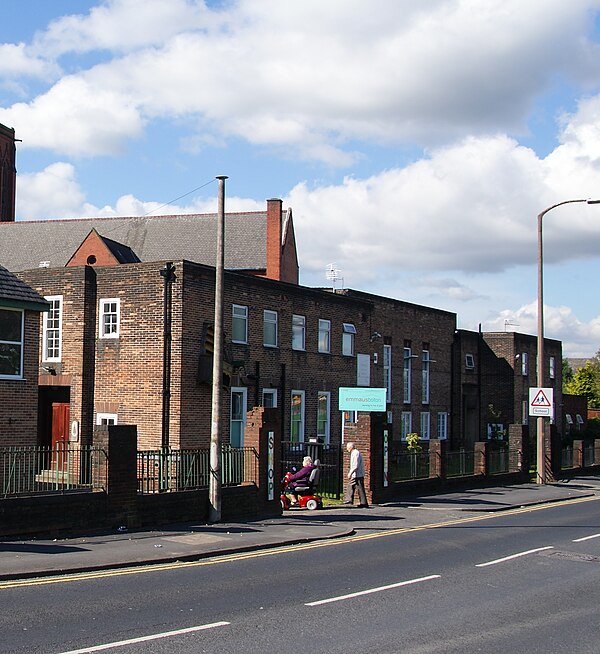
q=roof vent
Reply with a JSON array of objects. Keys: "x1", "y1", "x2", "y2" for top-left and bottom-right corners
[{"x1": 38, "y1": 261, "x2": 50, "y2": 268}]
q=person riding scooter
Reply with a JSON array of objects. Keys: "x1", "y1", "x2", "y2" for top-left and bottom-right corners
[{"x1": 284, "y1": 456, "x2": 316, "y2": 505}]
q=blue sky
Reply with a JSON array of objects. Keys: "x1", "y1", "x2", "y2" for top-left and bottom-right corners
[{"x1": 2, "y1": 1, "x2": 600, "y2": 356}]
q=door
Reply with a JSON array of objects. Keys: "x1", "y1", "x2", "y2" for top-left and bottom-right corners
[{"x1": 51, "y1": 402, "x2": 70, "y2": 469}]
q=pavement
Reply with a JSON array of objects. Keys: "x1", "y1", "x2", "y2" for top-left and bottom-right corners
[{"x1": 2, "y1": 476, "x2": 600, "y2": 582}]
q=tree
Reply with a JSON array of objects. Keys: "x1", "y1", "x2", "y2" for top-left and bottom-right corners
[
  {"x1": 563, "y1": 359, "x2": 574, "y2": 385},
  {"x1": 564, "y1": 360, "x2": 600, "y2": 408}
]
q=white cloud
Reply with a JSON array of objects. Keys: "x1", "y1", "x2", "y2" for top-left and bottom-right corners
[{"x1": 3, "y1": 1, "x2": 600, "y2": 160}]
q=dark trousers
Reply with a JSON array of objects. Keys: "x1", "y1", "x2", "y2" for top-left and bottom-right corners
[{"x1": 345, "y1": 476, "x2": 368, "y2": 506}]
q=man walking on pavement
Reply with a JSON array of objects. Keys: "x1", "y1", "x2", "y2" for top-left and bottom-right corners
[{"x1": 344, "y1": 441, "x2": 368, "y2": 507}]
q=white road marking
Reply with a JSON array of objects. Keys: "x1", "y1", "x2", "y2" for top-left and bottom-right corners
[
  {"x1": 54, "y1": 621, "x2": 230, "y2": 654},
  {"x1": 573, "y1": 533, "x2": 600, "y2": 542},
  {"x1": 305, "y1": 574, "x2": 441, "y2": 606},
  {"x1": 475, "y1": 546, "x2": 554, "y2": 567}
]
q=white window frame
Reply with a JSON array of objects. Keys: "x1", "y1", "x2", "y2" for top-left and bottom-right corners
[
  {"x1": 99, "y1": 298, "x2": 120, "y2": 339},
  {"x1": 318, "y1": 319, "x2": 331, "y2": 354},
  {"x1": 403, "y1": 347, "x2": 412, "y2": 404},
  {"x1": 317, "y1": 391, "x2": 331, "y2": 444},
  {"x1": 232, "y1": 304, "x2": 248, "y2": 344},
  {"x1": 437, "y1": 412, "x2": 448, "y2": 440},
  {"x1": 465, "y1": 353, "x2": 475, "y2": 369},
  {"x1": 0, "y1": 307, "x2": 24, "y2": 379},
  {"x1": 342, "y1": 323, "x2": 356, "y2": 356},
  {"x1": 549, "y1": 356, "x2": 556, "y2": 379},
  {"x1": 42, "y1": 295, "x2": 63, "y2": 362},
  {"x1": 292, "y1": 315, "x2": 306, "y2": 351},
  {"x1": 522, "y1": 400, "x2": 529, "y2": 425},
  {"x1": 230, "y1": 387, "x2": 248, "y2": 447},
  {"x1": 420, "y1": 412, "x2": 430, "y2": 440},
  {"x1": 96, "y1": 412, "x2": 118, "y2": 425},
  {"x1": 290, "y1": 389, "x2": 305, "y2": 442},
  {"x1": 401, "y1": 411, "x2": 412, "y2": 439},
  {"x1": 263, "y1": 309, "x2": 278, "y2": 348},
  {"x1": 262, "y1": 388, "x2": 278, "y2": 408},
  {"x1": 521, "y1": 352, "x2": 528, "y2": 376},
  {"x1": 422, "y1": 349, "x2": 430, "y2": 404},
  {"x1": 383, "y1": 344, "x2": 392, "y2": 402}
]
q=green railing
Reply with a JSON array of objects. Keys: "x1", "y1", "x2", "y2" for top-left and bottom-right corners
[
  {"x1": 388, "y1": 449, "x2": 430, "y2": 482},
  {"x1": 137, "y1": 446, "x2": 259, "y2": 494},
  {"x1": 1, "y1": 445, "x2": 106, "y2": 498},
  {"x1": 445, "y1": 448, "x2": 475, "y2": 477}
]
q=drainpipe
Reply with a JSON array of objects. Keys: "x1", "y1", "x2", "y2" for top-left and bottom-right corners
[{"x1": 160, "y1": 262, "x2": 176, "y2": 452}]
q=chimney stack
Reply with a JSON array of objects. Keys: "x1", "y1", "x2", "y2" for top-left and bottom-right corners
[{"x1": 0, "y1": 123, "x2": 17, "y2": 222}]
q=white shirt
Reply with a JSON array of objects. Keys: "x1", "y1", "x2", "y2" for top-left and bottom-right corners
[{"x1": 348, "y1": 448, "x2": 364, "y2": 478}]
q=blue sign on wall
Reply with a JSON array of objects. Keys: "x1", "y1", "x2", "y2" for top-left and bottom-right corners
[{"x1": 338, "y1": 387, "x2": 387, "y2": 412}]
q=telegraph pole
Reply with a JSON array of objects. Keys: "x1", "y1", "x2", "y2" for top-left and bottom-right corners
[{"x1": 209, "y1": 175, "x2": 227, "y2": 522}]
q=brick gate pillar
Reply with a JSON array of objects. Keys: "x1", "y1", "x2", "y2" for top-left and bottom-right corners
[
  {"x1": 474, "y1": 441, "x2": 488, "y2": 476},
  {"x1": 244, "y1": 407, "x2": 282, "y2": 514},
  {"x1": 429, "y1": 439, "x2": 447, "y2": 479},
  {"x1": 94, "y1": 424, "x2": 139, "y2": 529}
]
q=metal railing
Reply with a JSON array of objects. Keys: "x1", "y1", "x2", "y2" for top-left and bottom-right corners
[
  {"x1": 281, "y1": 441, "x2": 342, "y2": 499},
  {"x1": 445, "y1": 448, "x2": 475, "y2": 478},
  {"x1": 1, "y1": 445, "x2": 106, "y2": 498},
  {"x1": 487, "y1": 444, "x2": 509, "y2": 475},
  {"x1": 561, "y1": 446, "x2": 574, "y2": 470},
  {"x1": 387, "y1": 448, "x2": 430, "y2": 482},
  {"x1": 583, "y1": 442, "x2": 596, "y2": 467},
  {"x1": 137, "y1": 446, "x2": 259, "y2": 494}
]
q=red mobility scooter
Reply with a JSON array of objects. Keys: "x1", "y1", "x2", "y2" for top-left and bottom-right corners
[{"x1": 280, "y1": 460, "x2": 323, "y2": 510}]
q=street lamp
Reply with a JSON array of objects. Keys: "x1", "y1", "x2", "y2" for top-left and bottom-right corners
[{"x1": 536, "y1": 198, "x2": 600, "y2": 483}]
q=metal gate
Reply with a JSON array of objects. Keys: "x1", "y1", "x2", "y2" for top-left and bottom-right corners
[{"x1": 281, "y1": 441, "x2": 342, "y2": 499}]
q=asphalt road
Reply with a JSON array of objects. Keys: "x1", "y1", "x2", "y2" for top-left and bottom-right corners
[{"x1": 3, "y1": 497, "x2": 600, "y2": 654}]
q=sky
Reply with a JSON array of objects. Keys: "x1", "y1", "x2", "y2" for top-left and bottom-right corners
[{"x1": 2, "y1": 1, "x2": 600, "y2": 357}]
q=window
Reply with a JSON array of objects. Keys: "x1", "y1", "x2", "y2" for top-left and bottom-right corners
[
  {"x1": 403, "y1": 347, "x2": 412, "y2": 403},
  {"x1": 318, "y1": 319, "x2": 331, "y2": 353},
  {"x1": 401, "y1": 411, "x2": 412, "y2": 439},
  {"x1": 263, "y1": 310, "x2": 278, "y2": 348},
  {"x1": 522, "y1": 400, "x2": 529, "y2": 425},
  {"x1": 290, "y1": 390, "x2": 305, "y2": 442},
  {"x1": 521, "y1": 352, "x2": 528, "y2": 376},
  {"x1": 232, "y1": 305, "x2": 248, "y2": 344},
  {"x1": 420, "y1": 412, "x2": 430, "y2": 440},
  {"x1": 0, "y1": 308, "x2": 23, "y2": 379},
  {"x1": 262, "y1": 388, "x2": 277, "y2": 408},
  {"x1": 383, "y1": 344, "x2": 392, "y2": 402},
  {"x1": 292, "y1": 315, "x2": 305, "y2": 351},
  {"x1": 96, "y1": 413, "x2": 118, "y2": 425},
  {"x1": 342, "y1": 323, "x2": 356, "y2": 356},
  {"x1": 42, "y1": 295, "x2": 62, "y2": 361},
  {"x1": 317, "y1": 391, "x2": 331, "y2": 444},
  {"x1": 99, "y1": 298, "x2": 120, "y2": 338},
  {"x1": 230, "y1": 387, "x2": 247, "y2": 447},
  {"x1": 549, "y1": 356, "x2": 556, "y2": 379},
  {"x1": 465, "y1": 353, "x2": 475, "y2": 369},
  {"x1": 422, "y1": 350, "x2": 430, "y2": 404},
  {"x1": 437, "y1": 412, "x2": 448, "y2": 440}
]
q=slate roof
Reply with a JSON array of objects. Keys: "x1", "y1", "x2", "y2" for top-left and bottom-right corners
[
  {"x1": 0, "y1": 211, "x2": 268, "y2": 272},
  {"x1": 0, "y1": 265, "x2": 48, "y2": 311}
]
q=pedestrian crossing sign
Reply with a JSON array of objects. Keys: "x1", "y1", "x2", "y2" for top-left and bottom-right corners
[{"x1": 529, "y1": 387, "x2": 554, "y2": 418}]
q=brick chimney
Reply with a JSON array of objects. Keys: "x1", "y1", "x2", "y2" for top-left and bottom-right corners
[
  {"x1": 0, "y1": 123, "x2": 16, "y2": 222},
  {"x1": 265, "y1": 198, "x2": 283, "y2": 281}
]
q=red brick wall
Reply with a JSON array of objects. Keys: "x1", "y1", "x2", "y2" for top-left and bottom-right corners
[{"x1": 0, "y1": 310, "x2": 41, "y2": 446}]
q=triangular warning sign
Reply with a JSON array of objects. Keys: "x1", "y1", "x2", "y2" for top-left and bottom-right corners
[{"x1": 531, "y1": 389, "x2": 551, "y2": 407}]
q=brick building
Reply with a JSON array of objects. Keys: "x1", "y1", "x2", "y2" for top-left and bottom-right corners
[
  {"x1": 0, "y1": 265, "x2": 48, "y2": 446},
  {"x1": 15, "y1": 257, "x2": 457, "y2": 451},
  {"x1": 453, "y1": 329, "x2": 562, "y2": 446}
]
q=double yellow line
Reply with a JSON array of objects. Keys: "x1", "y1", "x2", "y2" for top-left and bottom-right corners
[{"x1": 1, "y1": 495, "x2": 596, "y2": 590}]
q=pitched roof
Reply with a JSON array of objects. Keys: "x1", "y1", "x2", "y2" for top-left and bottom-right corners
[
  {"x1": 0, "y1": 211, "x2": 268, "y2": 272},
  {"x1": 0, "y1": 265, "x2": 48, "y2": 311}
]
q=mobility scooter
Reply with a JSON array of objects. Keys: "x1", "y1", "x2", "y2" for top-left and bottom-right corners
[{"x1": 280, "y1": 460, "x2": 323, "y2": 510}]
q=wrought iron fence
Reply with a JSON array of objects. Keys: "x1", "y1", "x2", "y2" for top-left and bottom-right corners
[
  {"x1": 281, "y1": 441, "x2": 342, "y2": 499},
  {"x1": 487, "y1": 443, "x2": 509, "y2": 475},
  {"x1": 388, "y1": 445, "x2": 430, "y2": 482},
  {"x1": 561, "y1": 446, "x2": 573, "y2": 469},
  {"x1": 1, "y1": 445, "x2": 107, "y2": 498},
  {"x1": 445, "y1": 448, "x2": 475, "y2": 478},
  {"x1": 137, "y1": 446, "x2": 258, "y2": 494},
  {"x1": 583, "y1": 442, "x2": 596, "y2": 467}
]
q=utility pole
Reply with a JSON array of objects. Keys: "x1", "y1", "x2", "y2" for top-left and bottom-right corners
[{"x1": 209, "y1": 175, "x2": 227, "y2": 522}]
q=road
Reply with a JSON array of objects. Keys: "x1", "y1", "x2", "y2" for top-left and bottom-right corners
[{"x1": 3, "y1": 498, "x2": 600, "y2": 654}]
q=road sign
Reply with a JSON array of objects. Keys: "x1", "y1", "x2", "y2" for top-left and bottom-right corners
[{"x1": 529, "y1": 387, "x2": 554, "y2": 418}]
